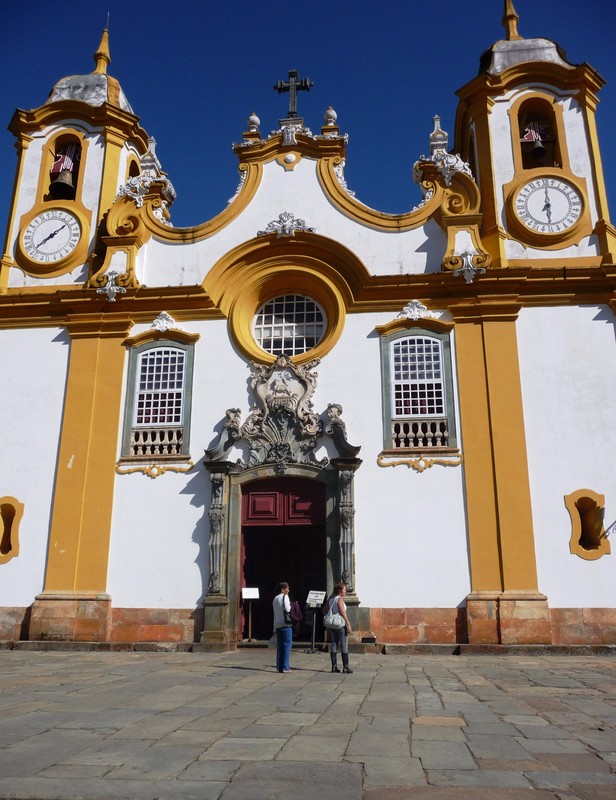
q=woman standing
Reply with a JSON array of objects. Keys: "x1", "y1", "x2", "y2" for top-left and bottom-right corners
[
  {"x1": 323, "y1": 581, "x2": 353, "y2": 674},
  {"x1": 272, "y1": 581, "x2": 293, "y2": 673}
]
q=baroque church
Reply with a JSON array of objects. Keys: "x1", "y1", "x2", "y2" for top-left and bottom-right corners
[{"x1": 1, "y1": 1, "x2": 615, "y2": 649}]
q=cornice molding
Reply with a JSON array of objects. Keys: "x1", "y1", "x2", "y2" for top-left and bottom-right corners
[
  {"x1": 457, "y1": 62, "x2": 605, "y2": 108},
  {"x1": 9, "y1": 101, "x2": 150, "y2": 150},
  {"x1": 0, "y1": 266, "x2": 614, "y2": 330}
]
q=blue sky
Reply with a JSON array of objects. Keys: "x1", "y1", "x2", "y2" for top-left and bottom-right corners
[{"x1": 1, "y1": 0, "x2": 615, "y2": 230}]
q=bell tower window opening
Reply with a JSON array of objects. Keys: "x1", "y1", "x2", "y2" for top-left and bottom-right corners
[
  {"x1": 518, "y1": 99, "x2": 561, "y2": 170},
  {"x1": 253, "y1": 294, "x2": 326, "y2": 356},
  {"x1": 47, "y1": 137, "x2": 81, "y2": 201}
]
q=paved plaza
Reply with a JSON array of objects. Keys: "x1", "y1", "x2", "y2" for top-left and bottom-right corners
[{"x1": 0, "y1": 648, "x2": 616, "y2": 799}]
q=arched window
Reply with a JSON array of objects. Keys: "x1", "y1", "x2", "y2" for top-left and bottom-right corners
[
  {"x1": 518, "y1": 99, "x2": 561, "y2": 170},
  {"x1": 47, "y1": 137, "x2": 81, "y2": 201},
  {"x1": 121, "y1": 338, "x2": 195, "y2": 460},
  {"x1": 380, "y1": 328, "x2": 458, "y2": 451}
]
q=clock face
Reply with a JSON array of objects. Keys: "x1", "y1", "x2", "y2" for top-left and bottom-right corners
[
  {"x1": 514, "y1": 178, "x2": 582, "y2": 234},
  {"x1": 22, "y1": 209, "x2": 81, "y2": 264}
]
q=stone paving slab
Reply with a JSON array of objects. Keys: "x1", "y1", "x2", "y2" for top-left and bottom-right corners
[
  {"x1": 1, "y1": 650, "x2": 616, "y2": 799},
  {"x1": 426, "y1": 769, "x2": 533, "y2": 787}
]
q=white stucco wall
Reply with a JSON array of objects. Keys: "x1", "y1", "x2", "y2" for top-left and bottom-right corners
[
  {"x1": 0, "y1": 327, "x2": 68, "y2": 605},
  {"x1": 140, "y1": 158, "x2": 447, "y2": 288},
  {"x1": 107, "y1": 311, "x2": 470, "y2": 610},
  {"x1": 517, "y1": 305, "x2": 616, "y2": 607}
]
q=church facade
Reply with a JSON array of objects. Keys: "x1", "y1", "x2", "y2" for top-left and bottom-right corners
[{"x1": 1, "y1": 2, "x2": 615, "y2": 649}]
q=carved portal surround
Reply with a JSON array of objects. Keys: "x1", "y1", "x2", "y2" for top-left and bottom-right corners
[{"x1": 201, "y1": 356, "x2": 361, "y2": 648}]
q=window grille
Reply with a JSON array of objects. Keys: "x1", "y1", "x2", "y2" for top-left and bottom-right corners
[
  {"x1": 134, "y1": 348, "x2": 185, "y2": 426},
  {"x1": 253, "y1": 295, "x2": 326, "y2": 356},
  {"x1": 392, "y1": 337, "x2": 445, "y2": 418}
]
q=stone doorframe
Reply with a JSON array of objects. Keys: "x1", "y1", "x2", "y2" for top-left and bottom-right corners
[{"x1": 200, "y1": 356, "x2": 361, "y2": 649}]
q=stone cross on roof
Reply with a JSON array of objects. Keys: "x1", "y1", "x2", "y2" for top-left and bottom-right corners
[{"x1": 274, "y1": 69, "x2": 313, "y2": 119}]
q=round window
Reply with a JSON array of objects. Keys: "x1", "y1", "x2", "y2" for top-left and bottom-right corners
[{"x1": 253, "y1": 295, "x2": 327, "y2": 356}]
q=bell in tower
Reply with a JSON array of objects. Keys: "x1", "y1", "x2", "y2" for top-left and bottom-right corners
[{"x1": 48, "y1": 142, "x2": 81, "y2": 200}]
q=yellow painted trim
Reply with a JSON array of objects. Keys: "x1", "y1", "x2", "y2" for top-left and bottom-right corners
[
  {"x1": 204, "y1": 232, "x2": 369, "y2": 364},
  {"x1": 482, "y1": 315, "x2": 538, "y2": 589},
  {"x1": 506, "y1": 91, "x2": 571, "y2": 175},
  {"x1": 453, "y1": 319, "x2": 503, "y2": 590},
  {"x1": 36, "y1": 130, "x2": 91, "y2": 207},
  {"x1": 377, "y1": 453, "x2": 463, "y2": 472},
  {"x1": 0, "y1": 496, "x2": 25, "y2": 564},
  {"x1": 564, "y1": 488, "x2": 611, "y2": 560},
  {"x1": 124, "y1": 328, "x2": 200, "y2": 348},
  {"x1": 317, "y1": 157, "x2": 482, "y2": 232},
  {"x1": 582, "y1": 98, "x2": 613, "y2": 227},
  {"x1": 375, "y1": 316, "x2": 454, "y2": 337},
  {"x1": 452, "y1": 300, "x2": 540, "y2": 592},
  {"x1": 104, "y1": 162, "x2": 262, "y2": 246},
  {"x1": 115, "y1": 461, "x2": 194, "y2": 479},
  {"x1": 1, "y1": 133, "x2": 32, "y2": 292},
  {"x1": 9, "y1": 101, "x2": 150, "y2": 153},
  {"x1": 44, "y1": 314, "x2": 132, "y2": 593},
  {"x1": 503, "y1": 170, "x2": 592, "y2": 249},
  {"x1": 15, "y1": 203, "x2": 91, "y2": 278},
  {"x1": 97, "y1": 127, "x2": 125, "y2": 226}
]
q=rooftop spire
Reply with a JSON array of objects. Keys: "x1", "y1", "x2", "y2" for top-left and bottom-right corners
[
  {"x1": 93, "y1": 27, "x2": 111, "y2": 75},
  {"x1": 502, "y1": 0, "x2": 522, "y2": 40}
]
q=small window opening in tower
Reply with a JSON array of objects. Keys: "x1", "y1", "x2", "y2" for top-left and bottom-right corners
[
  {"x1": 48, "y1": 140, "x2": 81, "y2": 201},
  {"x1": 519, "y1": 102, "x2": 561, "y2": 169}
]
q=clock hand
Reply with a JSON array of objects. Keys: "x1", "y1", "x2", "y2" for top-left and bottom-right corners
[
  {"x1": 36, "y1": 224, "x2": 65, "y2": 248},
  {"x1": 542, "y1": 186, "x2": 552, "y2": 223}
]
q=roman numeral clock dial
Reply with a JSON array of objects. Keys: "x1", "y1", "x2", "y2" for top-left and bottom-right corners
[
  {"x1": 513, "y1": 177, "x2": 583, "y2": 237},
  {"x1": 21, "y1": 209, "x2": 81, "y2": 265}
]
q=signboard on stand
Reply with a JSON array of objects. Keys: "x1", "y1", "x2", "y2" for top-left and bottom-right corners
[{"x1": 241, "y1": 587, "x2": 259, "y2": 641}]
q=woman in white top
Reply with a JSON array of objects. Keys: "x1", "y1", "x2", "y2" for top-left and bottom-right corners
[{"x1": 322, "y1": 581, "x2": 353, "y2": 673}]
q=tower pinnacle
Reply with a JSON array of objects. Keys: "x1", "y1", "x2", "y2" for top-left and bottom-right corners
[
  {"x1": 502, "y1": 0, "x2": 522, "y2": 41},
  {"x1": 93, "y1": 28, "x2": 111, "y2": 75}
]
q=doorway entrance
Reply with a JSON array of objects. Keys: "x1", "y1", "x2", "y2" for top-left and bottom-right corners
[{"x1": 241, "y1": 477, "x2": 326, "y2": 641}]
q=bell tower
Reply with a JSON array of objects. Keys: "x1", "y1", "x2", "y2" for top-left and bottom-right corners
[
  {"x1": 0, "y1": 29, "x2": 150, "y2": 288},
  {"x1": 454, "y1": 0, "x2": 616, "y2": 267}
]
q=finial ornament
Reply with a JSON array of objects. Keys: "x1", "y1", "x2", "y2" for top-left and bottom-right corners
[
  {"x1": 502, "y1": 0, "x2": 522, "y2": 40},
  {"x1": 324, "y1": 106, "x2": 337, "y2": 126},
  {"x1": 93, "y1": 27, "x2": 111, "y2": 74}
]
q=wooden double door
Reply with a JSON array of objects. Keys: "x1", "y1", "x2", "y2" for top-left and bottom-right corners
[{"x1": 241, "y1": 477, "x2": 326, "y2": 641}]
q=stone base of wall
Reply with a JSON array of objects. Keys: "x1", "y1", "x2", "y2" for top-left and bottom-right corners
[
  {"x1": 551, "y1": 608, "x2": 616, "y2": 644},
  {"x1": 29, "y1": 593, "x2": 112, "y2": 641},
  {"x1": 465, "y1": 591, "x2": 552, "y2": 645},
  {"x1": 109, "y1": 607, "x2": 203, "y2": 643},
  {"x1": 0, "y1": 607, "x2": 30, "y2": 640},
  {"x1": 366, "y1": 607, "x2": 467, "y2": 644},
  {"x1": 364, "y1": 605, "x2": 616, "y2": 646},
  {"x1": 3, "y1": 603, "x2": 616, "y2": 646}
]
